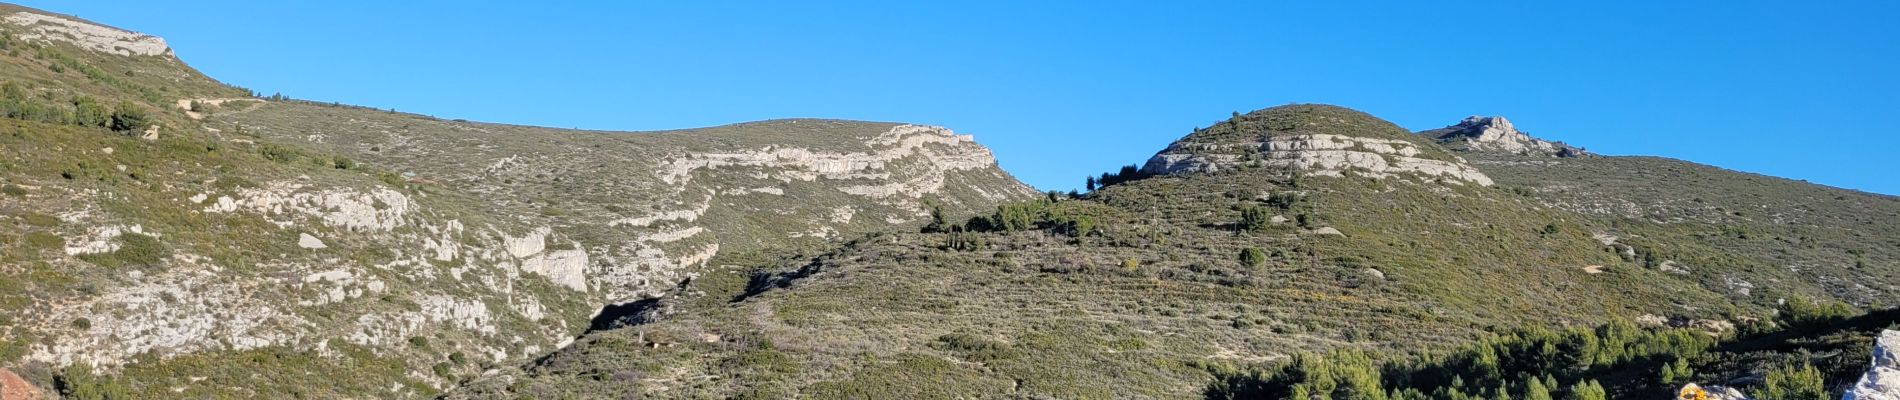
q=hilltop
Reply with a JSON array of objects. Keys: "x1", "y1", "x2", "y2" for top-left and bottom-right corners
[
  {"x1": 0, "y1": 3, "x2": 1896, "y2": 399},
  {"x1": 450, "y1": 106, "x2": 1899, "y2": 398},
  {"x1": 0, "y1": 5, "x2": 1033, "y2": 398}
]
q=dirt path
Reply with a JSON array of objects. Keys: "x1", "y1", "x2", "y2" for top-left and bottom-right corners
[
  {"x1": 0, "y1": 368, "x2": 42, "y2": 400},
  {"x1": 174, "y1": 97, "x2": 264, "y2": 120}
]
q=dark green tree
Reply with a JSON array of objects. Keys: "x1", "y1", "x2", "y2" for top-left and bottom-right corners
[
  {"x1": 1241, "y1": 247, "x2": 1268, "y2": 268},
  {"x1": 1240, "y1": 206, "x2": 1272, "y2": 232},
  {"x1": 1563, "y1": 380, "x2": 1605, "y2": 400},
  {"x1": 108, "y1": 101, "x2": 149, "y2": 132},
  {"x1": 72, "y1": 96, "x2": 109, "y2": 127},
  {"x1": 1524, "y1": 376, "x2": 1554, "y2": 400}
]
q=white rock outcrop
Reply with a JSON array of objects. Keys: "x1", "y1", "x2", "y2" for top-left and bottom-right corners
[
  {"x1": 204, "y1": 182, "x2": 412, "y2": 232},
  {"x1": 1844, "y1": 330, "x2": 1900, "y2": 400},
  {"x1": 658, "y1": 124, "x2": 1015, "y2": 199},
  {"x1": 521, "y1": 250, "x2": 590, "y2": 292},
  {"x1": 297, "y1": 233, "x2": 327, "y2": 249},
  {"x1": 1420, "y1": 116, "x2": 1585, "y2": 157},
  {"x1": 1679, "y1": 383, "x2": 1748, "y2": 400},
  {"x1": 62, "y1": 224, "x2": 150, "y2": 255},
  {"x1": 1144, "y1": 133, "x2": 1494, "y2": 186},
  {"x1": 3, "y1": 12, "x2": 171, "y2": 57}
]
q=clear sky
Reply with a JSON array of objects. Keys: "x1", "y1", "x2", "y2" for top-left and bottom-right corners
[{"x1": 23, "y1": 1, "x2": 1899, "y2": 194}]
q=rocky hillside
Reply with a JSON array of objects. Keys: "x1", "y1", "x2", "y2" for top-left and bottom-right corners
[
  {"x1": 447, "y1": 105, "x2": 1896, "y2": 399},
  {"x1": 1427, "y1": 117, "x2": 1900, "y2": 307},
  {"x1": 1418, "y1": 115, "x2": 1587, "y2": 157},
  {"x1": 0, "y1": 4, "x2": 1033, "y2": 398},
  {"x1": 4, "y1": 3, "x2": 1897, "y2": 399},
  {"x1": 1142, "y1": 105, "x2": 1492, "y2": 185}
]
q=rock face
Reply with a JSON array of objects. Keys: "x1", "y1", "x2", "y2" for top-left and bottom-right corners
[
  {"x1": 2, "y1": 11, "x2": 171, "y2": 57},
  {"x1": 1143, "y1": 104, "x2": 1494, "y2": 186},
  {"x1": 1845, "y1": 330, "x2": 1900, "y2": 400},
  {"x1": 221, "y1": 108, "x2": 1040, "y2": 304},
  {"x1": 1679, "y1": 383, "x2": 1749, "y2": 400},
  {"x1": 1418, "y1": 116, "x2": 1586, "y2": 157}
]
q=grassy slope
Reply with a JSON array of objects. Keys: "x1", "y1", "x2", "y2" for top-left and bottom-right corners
[
  {"x1": 1, "y1": 6, "x2": 1035, "y2": 398},
  {"x1": 1471, "y1": 152, "x2": 1900, "y2": 308}
]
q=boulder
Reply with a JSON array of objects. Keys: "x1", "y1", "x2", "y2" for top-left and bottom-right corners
[
  {"x1": 297, "y1": 232, "x2": 327, "y2": 249},
  {"x1": 1844, "y1": 330, "x2": 1900, "y2": 400},
  {"x1": 1679, "y1": 383, "x2": 1747, "y2": 400}
]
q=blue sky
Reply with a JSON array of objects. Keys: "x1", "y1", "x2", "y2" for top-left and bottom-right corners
[{"x1": 25, "y1": 1, "x2": 1899, "y2": 194}]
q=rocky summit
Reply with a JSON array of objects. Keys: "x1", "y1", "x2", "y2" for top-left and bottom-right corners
[
  {"x1": 1, "y1": 3, "x2": 1897, "y2": 400},
  {"x1": 1420, "y1": 115, "x2": 1588, "y2": 157},
  {"x1": 1142, "y1": 104, "x2": 1494, "y2": 185}
]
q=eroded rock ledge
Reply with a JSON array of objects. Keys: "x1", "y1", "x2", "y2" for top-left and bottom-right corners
[
  {"x1": 1420, "y1": 116, "x2": 1587, "y2": 157},
  {"x1": 1144, "y1": 133, "x2": 1494, "y2": 186}
]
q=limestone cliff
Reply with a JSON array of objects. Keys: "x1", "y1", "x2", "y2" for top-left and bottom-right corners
[
  {"x1": 1419, "y1": 115, "x2": 1587, "y2": 157},
  {"x1": 1142, "y1": 104, "x2": 1493, "y2": 186}
]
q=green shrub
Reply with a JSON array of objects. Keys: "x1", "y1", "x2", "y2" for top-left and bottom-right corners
[
  {"x1": 0, "y1": 184, "x2": 25, "y2": 196},
  {"x1": 77, "y1": 232, "x2": 168, "y2": 269},
  {"x1": 259, "y1": 144, "x2": 301, "y2": 163},
  {"x1": 108, "y1": 101, "x2": 149, "y2": 132},
  {"x1": 1240, "y1": 206, "x2": 1272, "y2": 232},
  {"x1": 1779, "y1": 296, "x2": 1855, "y2": 326},
  {"x1": 944, "y1": 229, "x2": 985, "y2": 251},
  {"x1": 332, "y1": 155, "x2": 355, "y2": 170},
  {"x1": 55, "y1": 363, "x2": 131, "y2": 400},
  {"x1": 1240, "y1": 247, "x2": 1267, "y2": 268},
  {"x1": 72, "y1": 96, "x2": 109, "y2": 127},
  {"x1": 1749, "y1": 363, "x2": 1824, "y2": 400}
]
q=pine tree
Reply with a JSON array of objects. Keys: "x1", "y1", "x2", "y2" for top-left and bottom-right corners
[
  {"x1": 1563, "y1": 380, "x2": 1606, "y2": 400},
  {"x1": 108, "y1": 101, "x2": 149, "y2": 132},
  {"x1": 1524, "y1": 376, "x2": 1554, "y2": 400},
  {"x1": 922, "y1": 203, "x2": 947, "y2": 233},
  {"x1": 1240, "y1": 206, "x2": 1272, "y2": 232},
  {"x1": 1749, "y1": 362, "x2": 1825, "y2": 400},
  {"x1": 72, "y1": 96, "x2": 108, "y2": 127}
]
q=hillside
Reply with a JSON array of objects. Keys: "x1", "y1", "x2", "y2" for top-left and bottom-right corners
[
  {"x1": 3, "y1": 3, "x2": 1898, "y2": 400},
  {"x1": 447, "y1": 105, "x2": 1898, "y2": 399},
  {"x1": 0, "y1": 5, "x2": 1034, "y2": 398}
]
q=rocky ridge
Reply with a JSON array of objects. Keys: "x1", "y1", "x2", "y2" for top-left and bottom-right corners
[
  {"x1": 1142, "y1": 104, "x2": 1494, "y2": 185},
  {"x1": 1, "y1": 11, "x2": 170, "y2": 57},
  {"x1": 1419, "y1": 115, "x2": 1586, "y2": 157},
  {"x1": 0, "y1": 6, "x2": 1037, "y2": 396},
  {"x1": 216, "y1": 105, "x2": 1039, "y2": 304}
]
